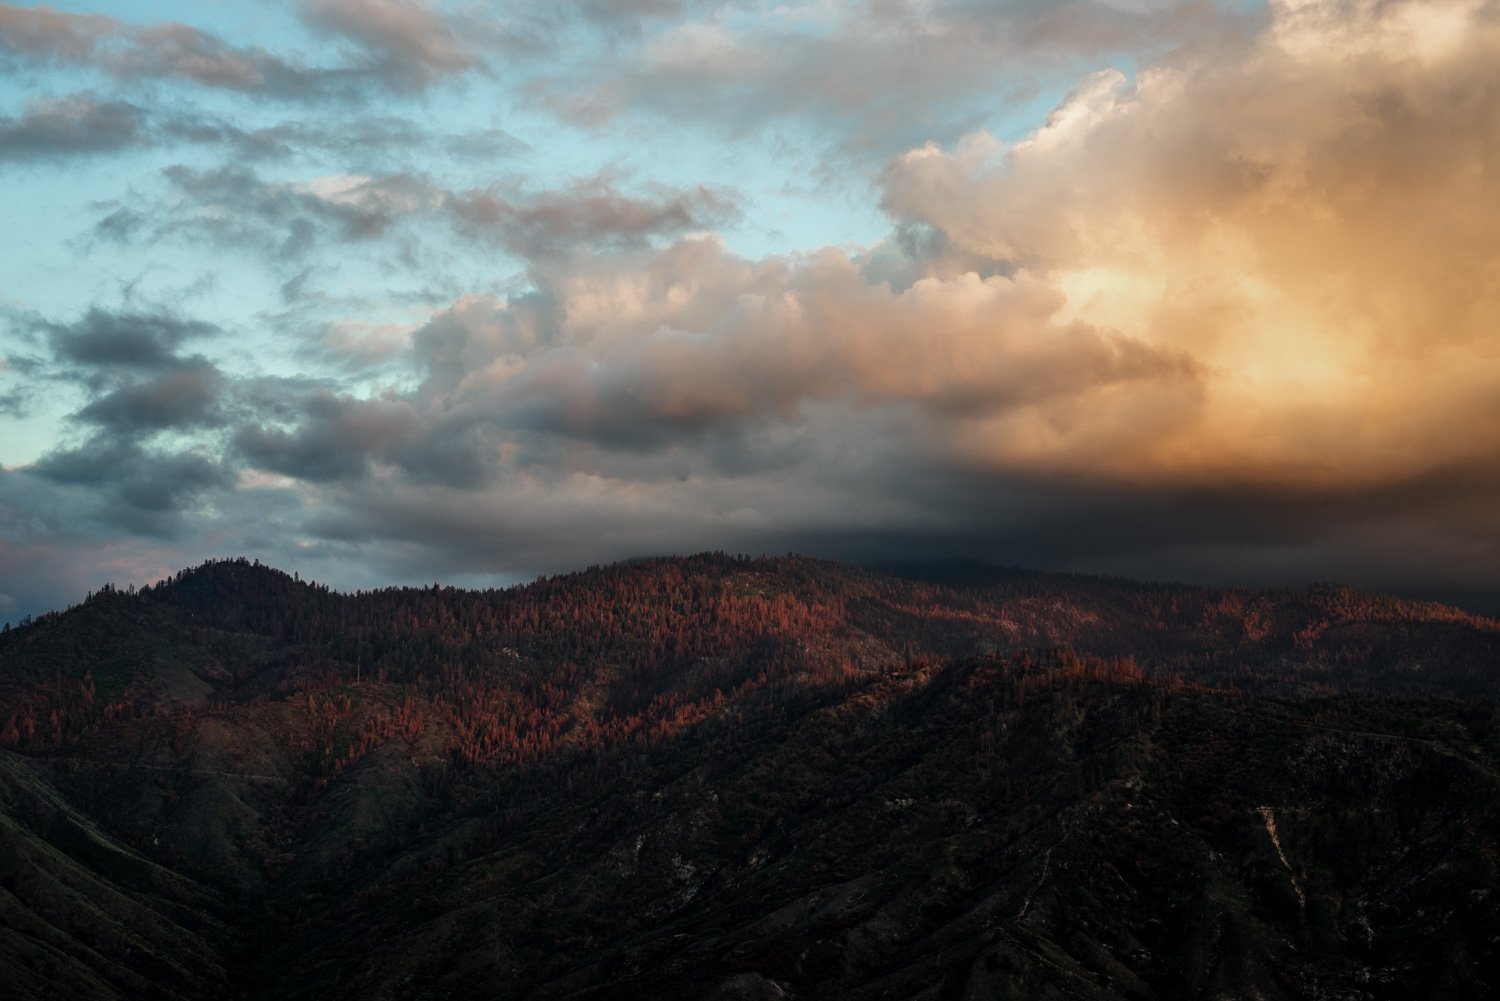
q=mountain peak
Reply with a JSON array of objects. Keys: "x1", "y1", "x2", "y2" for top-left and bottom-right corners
[{"x1": 158, "y1": 556, "x2": 304, "y2": 590}]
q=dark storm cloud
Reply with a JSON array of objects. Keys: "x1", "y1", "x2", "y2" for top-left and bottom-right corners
[
  {"x1": 0, "y1": 2, "x2": 481, "y2": 100},
  {"x1": 311, "y1": 444, "x2": 1500, "y2": 614},
  {"x1": 30, "y1": 437, "x2": 232, "y2": 518},
  {"x1": 0, "y1": 462, "x2": 313, "y2": 623},
  {"x1": 384, "y1": 414, "x2": 506, "y2": 488},
  {"x1": 0, "y1": 92, "x2": 144, "y2": 161},
  {"x1": 13, "y1": 311, "x2": 237, "y2": 539},
  {"x1": 44, "y1": 308, "x2": 219, "y2": 369},
  {"x1": 811, "y1": 460, "x2": 1500, "y2": 611},
  {"x1": 74, "y1": 359, "x2": 225, "y2": 433},
  {"x1": 234, "y1": 390, "x2": 418, "y2": 483},
  {"x1": 29, "y1": 306, "x2": 229, "y2": 451},
  {"x1": 228, "y1": 376, "x2": 505, "y2": 488}
]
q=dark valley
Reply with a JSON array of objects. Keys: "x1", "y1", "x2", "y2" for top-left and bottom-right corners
[{"x1": 2, "y1": 554, "x2": 1498, "y2": 1000}]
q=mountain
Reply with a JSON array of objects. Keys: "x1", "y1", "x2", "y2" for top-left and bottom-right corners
[{"x1": 2, "y1": 554, "x2": 1499, "y2": 999}]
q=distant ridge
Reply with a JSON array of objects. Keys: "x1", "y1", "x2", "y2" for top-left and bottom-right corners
[{"x1": 872, "y1": 557, "x2": 1048, "y2": 587}]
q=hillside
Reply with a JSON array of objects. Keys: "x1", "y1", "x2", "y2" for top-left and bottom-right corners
[{"x1": 1, "y1": 555, "x2": 1498, "y2": 999}]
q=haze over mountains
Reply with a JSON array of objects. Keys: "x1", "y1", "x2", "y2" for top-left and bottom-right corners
[{"x1": 2, "y1": 554, "x2": 1499, "y2": 999}]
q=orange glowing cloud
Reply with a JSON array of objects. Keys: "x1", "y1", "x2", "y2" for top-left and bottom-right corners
[{"x1": 880, "y1": 0, "x2": 1500, "y2": 487}]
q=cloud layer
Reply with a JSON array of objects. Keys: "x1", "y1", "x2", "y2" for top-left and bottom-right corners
[
  {"x1": 0, "y1": 1, "x2": 483, "y2": 98},
  {"x1": 4, "y1": 0, "x2": 1500, "y2": 618}
]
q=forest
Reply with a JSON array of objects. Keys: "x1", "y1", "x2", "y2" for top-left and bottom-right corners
[{"x1": 1, "y1": 554, "x2": 1498, "y2": 999}]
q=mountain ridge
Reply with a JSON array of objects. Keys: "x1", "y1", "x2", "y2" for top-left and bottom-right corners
[{"x1": 1, "y1": 554, "x2": 1498, "y2": 999}]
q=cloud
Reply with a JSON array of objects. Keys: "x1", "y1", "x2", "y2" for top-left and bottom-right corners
[
  {"x1": 0, "y1": 92, "x2": 145, "y2": 161},
  {"x1": 0, "y1": 2, "x2": 479, "y2": 99},
  {"x1": 447, "y1": 176, "x2": 739, "y2": 257},
  {"x1": 8, "y1": 306, "x2": 238, "y2": 541},
  {"x1": 6, "y1": 0, "x2": 1500, "y2": 619},
  {"x1": 0, "y1": 4, "x2": 111, "y2": 62},
  {"x1": 26, "y1": 437, "x2": 234, "y2": 533},
  {"x1": 0, "y1": 4, "x2": 324, "y2": 95},
  {"x1": 562, "y1": 0, "x2": 699, "y2": 34},
  {"x1": 214, "y1": 0, "x2": 1500, "y2": 607},
  {"x1": 44, "y1": 308, "x2": 220, "y2": 369},
  {"x1": 0, "y1": 388, "x2": 26, "y2": 418},
  {"x1": 156, "y1": 112, "x2": 525, "y2": 165},
  {"x1": 878, "y1": 0, "x2": 1500, "y2": 487},
  {"x1": 0, "y1": 92, "x2": 524, "y2": 170},
  {"x1": 130, "y1": 165, "x2": 443, "y2": 260},
  {"x1": 234, "y1": 390, "x2": 419, "y2": 483},
  {"x1": 298, "y1": 0, "x2": 479, "y2": 90},
  {"x1": 16, "y1": 308, "x2": 232, "y2": 517},
  {"x1": 74, "y1": 359, "x2": 225, "y2": 433},
  {"x1": 0, "y1": 350, "x2": 40, "y2": 419},
  {"x1": 315, "y1": 319, "x2": 420, "y2": 367},
  {"x1": 213, "y1": 231, "x2": 1199, "y2": 539},
  {"x1": 229, "y1": 375, "x2": 515, "y2": 489},
  {"x1": 533, "y1": 0, "x2": 1219, "y2": 155},
  {"x1": 441, "y1": 242, "x2": 1198, "y2": 449},
  {"x1": 100, "y1": 166, "x2": 736, "y2": 270}
]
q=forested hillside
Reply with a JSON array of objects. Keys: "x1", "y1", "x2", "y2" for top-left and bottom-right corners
[{"x1": 1, "y1": 555, "x2": 1498, "y2": 999}]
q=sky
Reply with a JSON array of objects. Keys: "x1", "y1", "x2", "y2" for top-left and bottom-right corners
[{"x1": 2, "y1": 0, "x2": 1499, "y2": 620}]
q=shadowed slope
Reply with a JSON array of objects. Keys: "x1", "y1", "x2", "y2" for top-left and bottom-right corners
[{"x1": 0, "y1": 555, "x2": 1498, "y2": 999}]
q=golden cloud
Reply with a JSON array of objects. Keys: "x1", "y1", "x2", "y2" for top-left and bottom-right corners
[{"x1": 880, "y1": 0, "x2": 1500, "y2": 488}]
